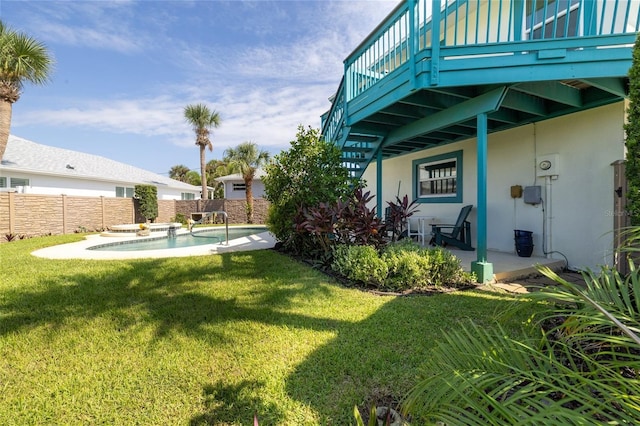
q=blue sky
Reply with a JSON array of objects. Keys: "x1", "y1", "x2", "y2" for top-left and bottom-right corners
[{"x1": 2, "y1": 0, "x2": 397, "y2": 175}]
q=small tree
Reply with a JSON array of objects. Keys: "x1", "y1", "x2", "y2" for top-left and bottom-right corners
[
  {"x1": 263, "y1": 125, "x2": 352, "y2": 248},
  {"x1": 223, "y1": 141, "x2": 270, "y2": 223},
  {"x1": 134, "y1": 184, "x2": 158, "y2": 222},
  {"x1": 625, "y1": 34, "x2": 640, "y2": 225}
]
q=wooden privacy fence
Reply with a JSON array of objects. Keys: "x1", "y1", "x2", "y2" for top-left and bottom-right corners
[{"x1": 0, "y1": 193, "x2": 268, "y2": 238}]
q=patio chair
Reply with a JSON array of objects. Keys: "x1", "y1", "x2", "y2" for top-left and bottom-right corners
[
  {"x1": 407, "y1": 216, "x2": 427, "y2": 245},
  {"x1": 430, "y1": 204, "x2": 474, "y2": 251}
]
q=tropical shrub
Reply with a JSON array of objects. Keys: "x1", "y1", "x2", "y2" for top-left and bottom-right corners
[
  {"x1": 263, "y1": 125, "x2": 352, "y2": 249},
  {"x1": 295, "y1": 187, "x2": 386, "y2": 263},
  {"x1": 295, "y1": 201, "x2": 336, "y2": 263},
  {"x1": 331, "y1": 244, "x2": 388, "y2": 287},
  {"x1": 402, "y1": 257, "x2": 640, "y2": 424},
  {"x1": 333, "y1": 188, "x2": 386, "y2": 248},
  {"x1": 4, "y1": 233, "x2": 26, "y2": 242},
  {"x1": 385, "y1": 195, "x2": 419, "y2": 242}
]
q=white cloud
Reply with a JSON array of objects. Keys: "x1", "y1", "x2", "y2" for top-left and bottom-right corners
[{"x1": 9, "y1": 0, "x2": 398, "y2": 161}]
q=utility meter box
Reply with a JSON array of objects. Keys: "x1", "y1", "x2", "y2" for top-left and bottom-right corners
[
  {"x1": 536, "y1": 154, "x2": 560, "y2": 177},
  {"x1": 524, "y1": 185, "x2": 542, "y2": 204}
]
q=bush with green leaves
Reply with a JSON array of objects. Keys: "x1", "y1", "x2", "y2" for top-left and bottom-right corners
[
  {"x1": 383, "y1": 240, "x2": 475, "y2": 290},
  {"x1": 382, "y1": 240, "x2": 432, "y2": 289},
  {"x1": 134, "y1": 184, "x2": 158, "y2": 222},
  {"x1": 263, "y1": 125, "x2": 352, "y2": 250},
  {"x1": 331, "y1": 244, "x2": 388, "y2": 287},
  {"x1": 331, "y1": 239, "x2": 475, "y2": 291},
  {"x1": 172, "y1": 213, "x2": 187, "y2": 225}
]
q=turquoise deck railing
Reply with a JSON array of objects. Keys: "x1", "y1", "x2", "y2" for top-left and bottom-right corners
[
  {"x1": 322, "y1": 0, "x2": 639, "y2": 175},
  {"x1": 345, "y1": 0, "x2": 640, "y2": 102},
  {"x1": 335, "y1": 0, "x2": 639, "y2": 108}
]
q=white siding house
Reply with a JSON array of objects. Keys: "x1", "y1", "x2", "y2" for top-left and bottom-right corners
[
  {"x1": 361, "y1": 102, "x2": 627, "y2": 271},
  {"x1": 0, "y1": 135, "x2": 201, "y2": 200},
  {"x1": 321, "y1": 0, "x2": 636, "y2": 279},
  {"x1": 215, "y1": 169, "x2": 266, "y2": 200}
]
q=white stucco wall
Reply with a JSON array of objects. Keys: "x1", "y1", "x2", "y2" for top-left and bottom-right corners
[
  {"x1": 362, "y1": 102, "x2": 626, "y2": 270},
  {"x1": 0, "y1": 172, "x2": 199, "y2": 200},
  {"x1": 224, "y1": 180, "x2": 266, "y2": 200}
]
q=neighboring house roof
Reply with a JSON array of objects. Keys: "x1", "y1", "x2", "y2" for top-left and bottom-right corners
[
  {"x1": 1, "y1": 135, "x2": 200, "y2": 191},
  {"x1": 214, "y1": 169, "x2": 266, "y2": 182}
]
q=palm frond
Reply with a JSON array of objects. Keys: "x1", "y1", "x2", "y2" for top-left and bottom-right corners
[{"x1": 403, "y1": 261, "x2": 640, "y2": 425}]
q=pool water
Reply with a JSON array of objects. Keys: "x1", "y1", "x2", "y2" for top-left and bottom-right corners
[{"x1": 90, "y1": 226, "x2": 267, "y2": 252}]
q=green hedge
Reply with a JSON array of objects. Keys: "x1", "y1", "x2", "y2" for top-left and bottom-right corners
[
  {"x1": 134, "y1": 184, "x2": 158, "y2": 222},
  {"x1": 331, "y1": 239, "x2": 475, "y2": 291}
]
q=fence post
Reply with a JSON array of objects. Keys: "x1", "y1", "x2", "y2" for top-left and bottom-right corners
[
  {"x1": 612, "y1": 160, "x2": 630, "y2": 275},
  {"x1": 100, "y1": 196, "x2": 105, "y2": 230},
  {"x1": 62, "y1": 194, "x2": 67, "y2": 234},
  {"x1": 8, "y1": 191, "x2": 15, "y2": 234}
]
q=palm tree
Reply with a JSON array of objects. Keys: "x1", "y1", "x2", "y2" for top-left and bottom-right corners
[
  {"x1": 183, "y1": 103, "x2": 221, "y2": 199},
  {"x1": 0, "y1": 20, "x2": 54, "y2": 162},
  {"x1": 168, "y1": 164, "x2": 191, "y2": 182},
  {"x1": 223, "y1": 141, "x2": 270, "y2": 223},
  {"x1": 185, "y1": 170, "x2": 201, "y2": 186}
]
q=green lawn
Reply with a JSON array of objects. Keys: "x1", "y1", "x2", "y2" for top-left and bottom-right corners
[{"x1": 0, "y1": 235, "x2": 542, "y2": 424}]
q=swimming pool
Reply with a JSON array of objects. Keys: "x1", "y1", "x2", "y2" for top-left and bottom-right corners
[{"x1": 89, "y1": 226, "x2": 267, "y2": 252}]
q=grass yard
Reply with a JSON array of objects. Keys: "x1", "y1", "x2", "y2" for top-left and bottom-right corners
[{"x1": 0, "y1": 235, "x2": 544, "y2": 424}]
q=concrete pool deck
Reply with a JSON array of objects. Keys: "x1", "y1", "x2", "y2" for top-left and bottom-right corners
[{"x1": 32, "y1": 229, "x2": 277, "y2": 260}]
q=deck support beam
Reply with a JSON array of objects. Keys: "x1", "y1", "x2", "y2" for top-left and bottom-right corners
[
  {"x1": 471, "y1": 112, "x2": 494, "y2": 283},
  {"x1": 383, "y1": 87, "x2": 508, "y2": 148},
  {"x1": 376, "y1": 148, "x2": 383, "y2": 218}
]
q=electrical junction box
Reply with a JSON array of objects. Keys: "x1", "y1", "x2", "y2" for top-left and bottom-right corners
[
  {"x1": 510, "y1": 185, "x2": 523, "y2": 198},
  {"x1": 524, "y1": 185, "x2": 542, "y2": 204},
  {"x1": 536, "y1": 153, "x2": 560, "y2": 177}
]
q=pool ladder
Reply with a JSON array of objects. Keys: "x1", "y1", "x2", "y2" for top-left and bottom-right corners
[{"x1": 190, "y1": 210, "x2": 229, "y2": 245}]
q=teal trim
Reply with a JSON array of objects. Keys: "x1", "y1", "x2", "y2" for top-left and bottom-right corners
[
  {"x1": 376, "y1": 149, "x2": 383, "y2": 218},
  {"x1": 476, "y1": 113, "x2": 488, "y2": 264},
  {"x1": 430, "y1": 0, "x2": 440, "y2": 85},
  {"x1": 471, "y1": 261, "x2": 493, "y2": 283},
  {"x1": 512, "y1": 81, "x2": 582, "y2": 107},
  {"x1": 412, "y1": 150, "x2": 463, "y2": 204},
  {"x1": 579, "y1": 77, "x2": 628, "y2": 98},
  {"x1": 383, "y1": 87, "x2": 507, "y2": 147},
  {"x1": 409, "y1": 0, "x2": 418, "y2": 90}
]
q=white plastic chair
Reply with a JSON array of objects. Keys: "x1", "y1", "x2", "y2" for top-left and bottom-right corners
[{"x1": 407, "y1": 216, "x2": 426, "y2": 245}]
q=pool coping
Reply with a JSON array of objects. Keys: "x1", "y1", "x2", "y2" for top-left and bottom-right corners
[{"x1": 32, "y1": 228, "x2": 277, "y2": 260}]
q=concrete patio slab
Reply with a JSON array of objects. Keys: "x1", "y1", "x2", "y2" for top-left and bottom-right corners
[{"x1": 449, "y1": 248, "x2": 566, "y2": 283}]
